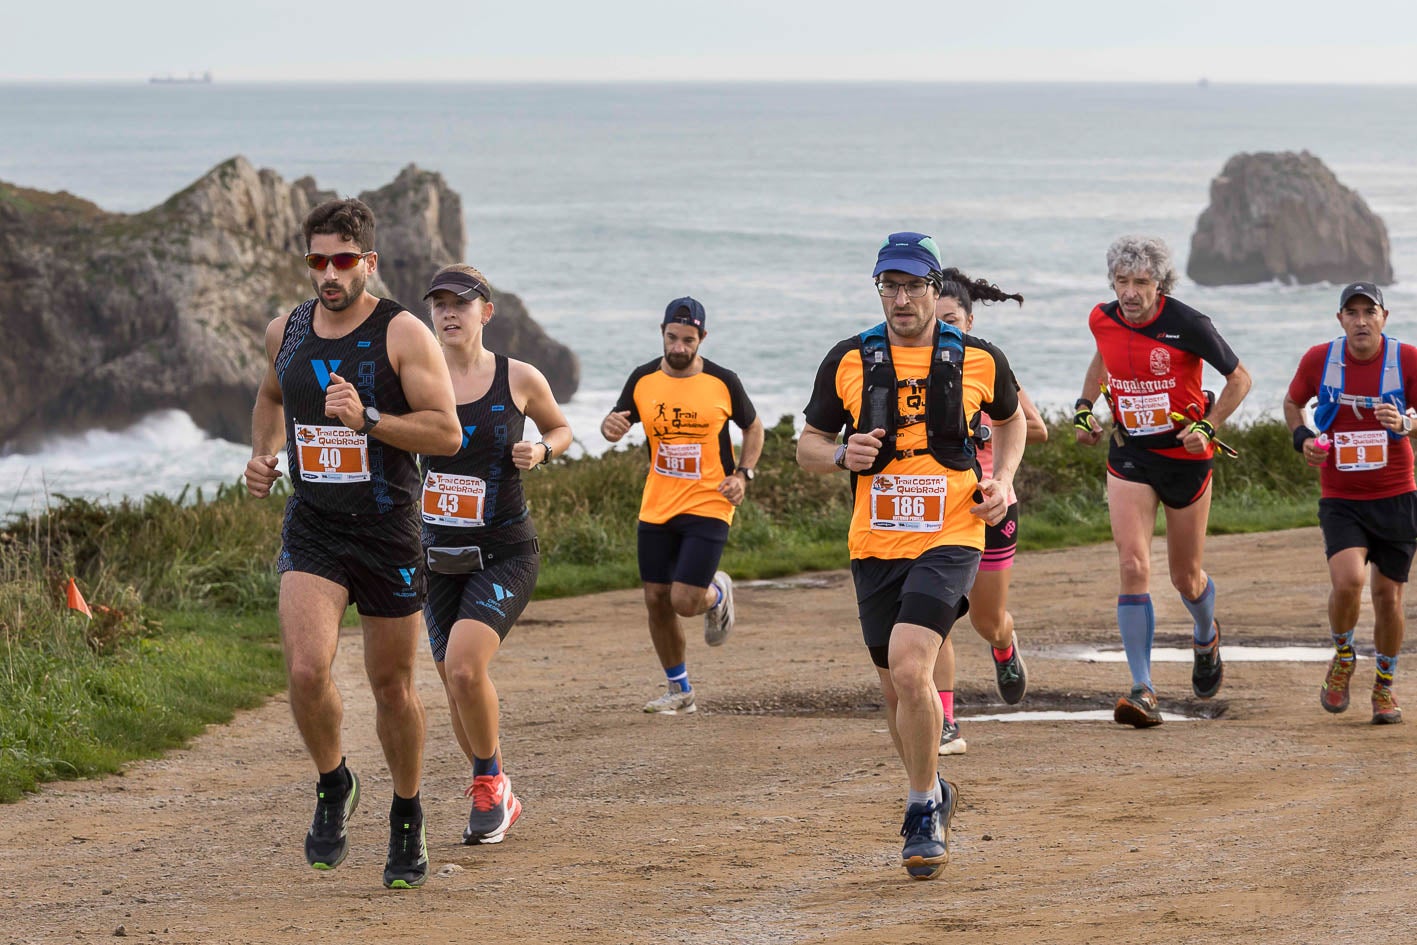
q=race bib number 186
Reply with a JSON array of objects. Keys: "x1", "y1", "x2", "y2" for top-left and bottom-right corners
[{"x1": 869, "y1": 475, "x2": 947, "y2": 532}]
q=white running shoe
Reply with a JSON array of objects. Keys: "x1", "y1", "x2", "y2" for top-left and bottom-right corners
[
  {"x1": 704, "y1": 570, "x2": 735, "y2": 647},
  {"x1": 643, "y1": 684, "x2": 697, "y2": 715},
  {"x1": 938, "y1": 720, "x2": 968, "y2": 756}
]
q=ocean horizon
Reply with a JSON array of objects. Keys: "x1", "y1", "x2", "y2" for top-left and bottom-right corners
[{"x1": 3, "y1": 80, "x2": 1414, "y2": 515}]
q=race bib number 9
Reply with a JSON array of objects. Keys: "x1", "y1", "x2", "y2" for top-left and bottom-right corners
[
  {"x1": 1333, "y1": 430, "x2": 1389, "y2": 472},
  {"x1": 1115, "y1": 393, "x2": 1173, "y2": 436},
  {"x1": 294, "y1": 424, "x2": 370, "y2": 483},
  {"x1": 421, "y1": 471, "x2": 487, "y2": 527},
  {"x1": 654, "y1": 442, "x2": 702, "y2": 480},
  {"x1": 869, "y1": 475, "x2": 947, "y2": 532}
]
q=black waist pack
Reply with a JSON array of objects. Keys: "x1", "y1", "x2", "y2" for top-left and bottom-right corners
[{"x1": 426, "y1": 537, "x2": 540, "y2": 575}]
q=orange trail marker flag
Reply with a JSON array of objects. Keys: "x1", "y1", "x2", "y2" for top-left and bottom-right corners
[{"x1": 66, "y1": 577, "x2": 93, "y2": 619}]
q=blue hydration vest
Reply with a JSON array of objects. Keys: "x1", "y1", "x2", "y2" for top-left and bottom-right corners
[
  {"x1": 858, "y1": 319, "x2": 975, "y2": 475},
  {"x1": 1313, "y1": 334, "x2": 1405, "y2": 440}
]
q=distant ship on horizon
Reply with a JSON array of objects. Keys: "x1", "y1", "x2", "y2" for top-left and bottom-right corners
[{"x1": 149, "y1": 72, "x2": 213, "y2": 85}]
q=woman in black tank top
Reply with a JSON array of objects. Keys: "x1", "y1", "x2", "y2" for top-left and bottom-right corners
[{"x1": 419, "y1": 264, "x2": 572, "y2": 845}]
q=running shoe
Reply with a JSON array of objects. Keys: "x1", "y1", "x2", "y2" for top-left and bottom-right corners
[
  {"x1": 643, "y1": 683, "x2": 697, "y2": 715},
  {"x1": 900, "y1": 777, "x2": 958, "y2": 880},
  {"x1": 1372, "y1": 684, "x2": 1403, "y2": 725},
  {"x1": 704, "y1": 570, "x2": 735, "y2": 646},
  {"x1": 1320, "y1": 654, "x2": 1356, "y2": 714},
  {"x1": 463, "y1": 772, "x2": 523, "y2": 845},
  {"x1": 1113, "y1": 685, "x2": 1163, "y2": 728},
  {"x1": 383, "y1": 815, "x2": 429, "y2": 889},
  {"x1": 305, "y1": 769, "x2": 360, "y2": 870},
  {"x1": 992, "y1": 634, "x2": 1027, "y2": 705},
  {"x1": 938, "y1": 719, "x2": 967, "y2": 756},
  {"x1": 1192, "y1": 620, "x2": 1223, "y2": 699}
]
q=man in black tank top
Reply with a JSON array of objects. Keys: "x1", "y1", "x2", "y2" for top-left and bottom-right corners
[{"x1": 244, "y1": 198, "x2": 461, "y2": 890}]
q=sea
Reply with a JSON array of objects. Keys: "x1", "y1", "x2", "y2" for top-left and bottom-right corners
[{"x1": 3, "y1": 81, "x2": 1416, "y2": 518}]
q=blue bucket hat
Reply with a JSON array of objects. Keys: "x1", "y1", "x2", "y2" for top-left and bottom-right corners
[{"x1": 873, "y1": 232, "x2": 944, "y2": 279}]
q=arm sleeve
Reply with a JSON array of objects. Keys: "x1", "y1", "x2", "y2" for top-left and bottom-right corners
[{"x1": 803, "y1": 341, "x2": 852, "y2": 434}]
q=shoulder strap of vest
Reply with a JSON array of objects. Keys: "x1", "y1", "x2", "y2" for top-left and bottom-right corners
[
  {"x1": 1313, "y1": 336, "x2": 1345, "y2": 433},
  {"x1": 1315, "y1": 334, "x2": 1408, "y2": 437}
]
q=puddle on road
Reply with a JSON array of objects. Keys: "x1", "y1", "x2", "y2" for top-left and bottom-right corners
[
  {"x1": 739, "y1": 574, "x2": 846, "y2": 591},
  {"x1": 1057, "y1": 645, "x2": 1342, "y2": 663},
  {"x1": 960, "y1": 708, "x2": 1200, "y2": 723}
]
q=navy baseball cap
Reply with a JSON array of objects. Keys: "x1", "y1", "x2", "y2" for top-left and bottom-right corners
[
  {"x1": 663, "y1": 296, "x2": 706, "y2": 331},
  {"x1": 873, "y1": 232, "x2": 944, "y2": 279},
  {"x1": 1339, "y1": 282, "x2": 1384, "y2": 309}
]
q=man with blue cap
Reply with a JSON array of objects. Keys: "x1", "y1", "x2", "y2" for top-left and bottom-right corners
[
  {"x1": 796, "y1": 232, "x2": 1027, "y2": 879},
  {"x1": 1285, "y1": 281, "x2": 1414, "y2": 725},
  {"x1": 601, "y1": 297, "x2": 764, "y2": 715}
]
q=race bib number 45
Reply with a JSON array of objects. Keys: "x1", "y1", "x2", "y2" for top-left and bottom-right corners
[
  {"x1": 869, "y1": 475, "x2": 947, "y2": 532},
  {"x1": 1334, "y1": 430, "x2": 1389, "y2": 472},
  {"x1": 1115, "y1": 393, "x2": 1173, "y2": 436},
  {"x1": 294, "y1": 424, "x2": 370, "y2": 483},
  {"x1": 654, "y1": 442, "x2": 702, "y2": 480},
  {"x1": 421, "y1": 471, "x2": 487, "y2": 527}
]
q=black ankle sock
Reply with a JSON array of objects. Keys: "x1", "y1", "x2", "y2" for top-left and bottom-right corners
[
  {"x1": 390, "y1": 791, "x2": 422, "y2": 821},
  {"x1": 318, "y1": 758, "x2": 351, "y2": 795}
]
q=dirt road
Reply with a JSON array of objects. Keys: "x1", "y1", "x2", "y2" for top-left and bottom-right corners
[{"x1": 8, "y1": 528, "x2": 1415, "y2": 945}]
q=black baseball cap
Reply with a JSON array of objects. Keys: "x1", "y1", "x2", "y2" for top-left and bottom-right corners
[
  {"x1": 1339, "y1": 282, "x2": 1384, "y2": 309},
  {"x1": 663, "y1": 296, "x2": 706, "y2": 331}
]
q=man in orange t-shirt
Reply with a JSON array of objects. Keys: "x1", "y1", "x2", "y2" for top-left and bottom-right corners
[
  {"x1": 797, "y1": 232, "x2": 1025, "y2": 881},
  {"x1": 601, "y1": 297, "x2": 764, "y2": 715}
]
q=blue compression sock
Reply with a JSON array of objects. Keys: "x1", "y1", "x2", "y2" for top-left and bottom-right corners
[
  {"x1": 473, "y1": 754, "x2": 500, "y2": 777},
  {"x1": 665, "y1": 661, "x2": 691, "y2": 692},
  {"x1": 1118, "y1": 594, "x2": 1155, "y2": 690},
  {"x1": 1332, "y1": 627, "x2": 1357, "y2": 662},
  {"x1": 1183, "y1": 577, "x2": 1218, "y2": 646}
]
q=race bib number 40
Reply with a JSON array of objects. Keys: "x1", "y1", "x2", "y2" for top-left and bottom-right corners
[
  {"x1": 1334, "y1": 430, "x2": 1389, "y2": 472},
  {"x1": 869, "y1": 475, "x2": 947, "y2": 532},
  {"x1": 654, "y1": 442, "x2": 702, "y2": 480},
  {"x1": 294, "y1": 424, "x2": 370, "y2": 483},
  {"x1": 1115, "y1": 393, "x2": 1173, "y2": 436},
  {"x1": 422, "y1": 472, "x2": 487, "y2": 527}
]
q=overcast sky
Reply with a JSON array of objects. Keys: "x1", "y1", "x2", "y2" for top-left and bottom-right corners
[{"x1": 7, "y1": 1, "x2": 1417, "y2": 83}]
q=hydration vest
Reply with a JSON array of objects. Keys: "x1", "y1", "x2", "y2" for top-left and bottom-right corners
[
  {"x1": 1313, "y1": 334, "x2": 1406, "y2": 440},
  {"x1": 858, "y1": 320, "x2": 975, "y2": 476}
]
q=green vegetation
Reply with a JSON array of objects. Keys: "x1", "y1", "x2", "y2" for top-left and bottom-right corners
[{"x1": 0, "y1": 416, "x2": 1321, "y2": 799}]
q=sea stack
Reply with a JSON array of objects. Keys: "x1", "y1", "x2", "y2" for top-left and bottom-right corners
[{"x1": 1187, "y1": 150, "x2": 1393, "y2": 286}]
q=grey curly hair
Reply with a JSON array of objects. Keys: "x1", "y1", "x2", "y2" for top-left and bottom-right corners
[{"x1": 1106, "y1": 235, "x2": 1178, "y2": 296}]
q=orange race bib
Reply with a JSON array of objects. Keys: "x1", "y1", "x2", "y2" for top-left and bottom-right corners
[
  {"x1": 421, "y1": 471, "x2": 487, "y2": 527},
  {"x1": 1333, "y1": 430, "x2": 1388, "y2": 472},
  {"x1": 1115, "y1": 393, "x2": 1173, "y2": 436},
  {"x1": 869, "y1": 475, "x2": 947, "y2": 532},
  {"x1": 294, "y1": 424, "x2": 370, "y2": 483},
  {"x1": 654, "y1": 442, "x2": 702, "y2": 480}
]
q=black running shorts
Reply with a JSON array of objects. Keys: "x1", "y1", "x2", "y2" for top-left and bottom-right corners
[
  {"x1": 424, "y1": 551, "x2": 540, "y2": 660},
  {"x1": 851, "y1": 545, "x2": 980, "y2": 668},
  {"x1": 1107, "y1": 440, "x2": 1213, "y2": 509},
  {"x1": 637, "y1": 514, "x2": 730, "y2": 588},
  {"x1": 278, "y1": 496, "x2": 425, "y2": 617},
  {"x1": 1319, "y1": 492, "x2": 1417, "y2": 584}
]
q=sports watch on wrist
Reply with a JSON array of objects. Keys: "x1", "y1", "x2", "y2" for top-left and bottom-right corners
[
  {"x1": 736, "y1": 466, "x2": 755, "y2": 481},
  {"x1": 358, "y1": 406, "x2": 381, "y2": 435},
  {"x1": 833, "y1": 444, "x2": 849, "y2": 470}
]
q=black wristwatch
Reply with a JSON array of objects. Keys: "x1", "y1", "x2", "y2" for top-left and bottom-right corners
[
  {"x1": 358, "y1": 406, "x2": 381, "y2": 435},
  {"x1": 537, "y1": 440, "x2": 553, "y2": 466},
  {"x1": 736, "y1": 466, "x2": 755, "y2": 482},
  {"x1": 833, "y1": 444, "x2": 849, "y2": 470}
]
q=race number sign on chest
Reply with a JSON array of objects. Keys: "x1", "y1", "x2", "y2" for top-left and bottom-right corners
[
  {"x1": 294, "y1": 424, "x2": 370, "y2": 483},
  {"x1": 421, "y1": 471, "x2": 487, "y2": 527},
  {"x1": 869, "y1": 475, "x2": 947, "y2": 532},
  {"x1": 1333, "y1": 430, "x2": 1389, "y2": 472},
  {"x1": 1114, "y1": 392, "x2": 1172, "y2": 436},
  {"x1": 654, "y1": 443, "x2": 702, "y2": 480}
]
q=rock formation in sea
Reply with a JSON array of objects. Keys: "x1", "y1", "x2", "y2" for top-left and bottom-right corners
[
  {"x1": 1187, "y1": 150, "x2": 1393, "y2": 286},
  {"x1": 0, "y1": 157, "x2": 579, "y2": 451}
]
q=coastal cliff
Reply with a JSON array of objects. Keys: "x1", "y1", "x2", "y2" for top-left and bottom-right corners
[{"x1": 0, "y1": 157, "x2": 579, "y2": 451}]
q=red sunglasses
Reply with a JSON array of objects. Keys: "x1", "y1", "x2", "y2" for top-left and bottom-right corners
[{"x1": 304, "y1": 251, "x2": 372, "y2": 271}]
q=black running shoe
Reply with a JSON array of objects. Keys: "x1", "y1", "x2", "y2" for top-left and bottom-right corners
[
  {"x1": 383, "y1": 815, "x2": 429, "y2": 889},
  {"x1": 993, "y1": 634, "x2": 1027, "y2": 705},
  {"x1": 305, "y1": 769, "x2": 360, "y2": 870},
  {"x1": 1192, "y1": 621, "x2": 1223, "y2": 699}
]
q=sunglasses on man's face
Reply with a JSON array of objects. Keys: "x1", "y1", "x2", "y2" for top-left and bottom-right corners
[{"x1": 305, "y1": 251, "x2": 372, "y2": 271}]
